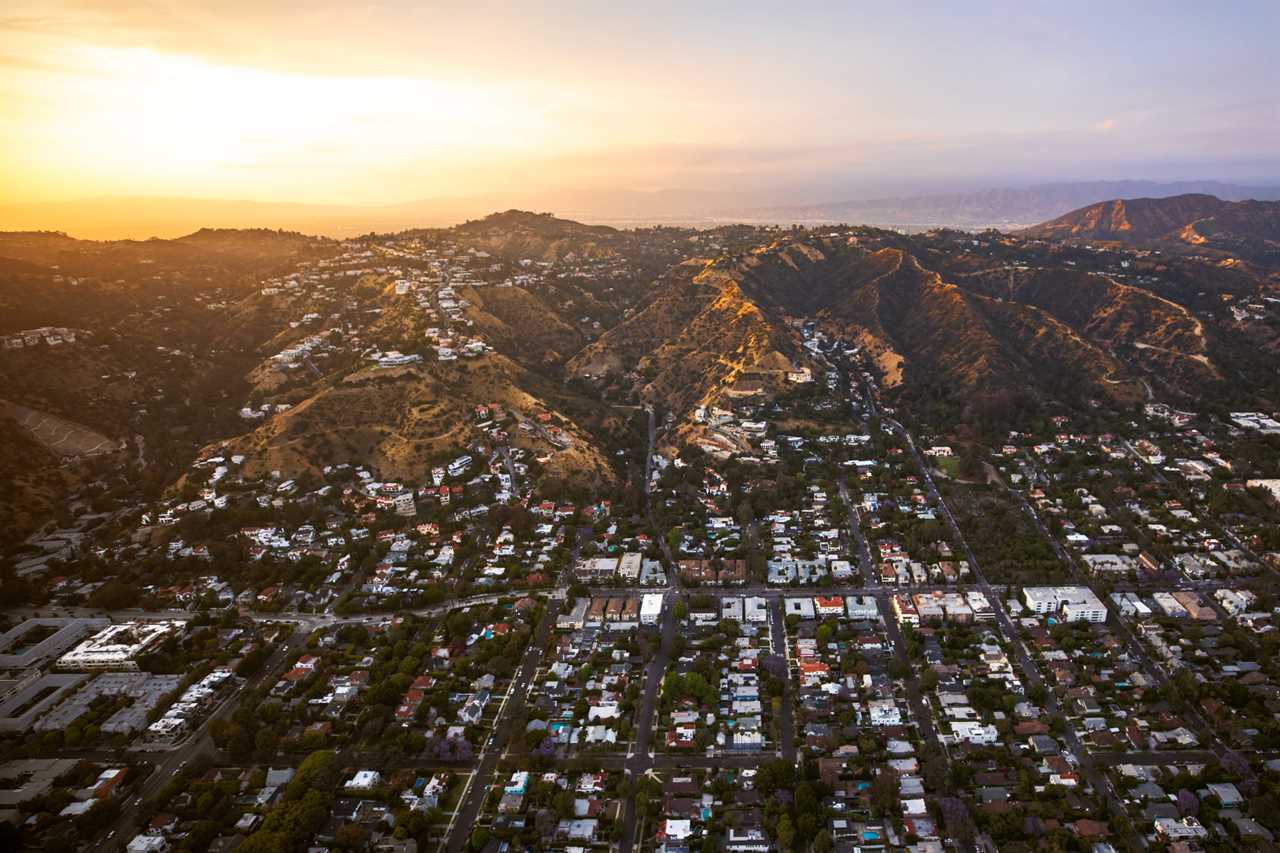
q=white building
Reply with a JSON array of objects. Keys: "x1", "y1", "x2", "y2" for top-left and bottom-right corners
[
  {"x1": 721, "y1": 597, "x2": 744, "y2": 622},
  {"x1": 785, "y1": 597, "x2": 816, "y2": 620},
  {"x1": 867, "y1": 699, "x2": 902, "y2": 726},
  {"x1": 618, "y1": 552, "x2": 643, "y2": 582},
  {"x1": 126, "y1": 836, "x2": 168, "y2": 853},
  {"x1": 845, "y1": 596, "x2": 879, "y2": 621},
  {"x1": 1110, "y1": 592, "x2": 1153, "y2": 619},
  {"x1": 1021, "y1": 587, "x2": 1106, "y2": 623},
  {"x1": 640, "y1": 593, "x2": 663, "y2": 626},
  {"x1": 345, "y1": 770, "x2": 382, "y2": 792},
  {"x1": 56, "y1": 621, "x2": 185, "y2": 671},
  {"x1": 1152, "y1": 592, "x2": 1188, "y2": 618}
]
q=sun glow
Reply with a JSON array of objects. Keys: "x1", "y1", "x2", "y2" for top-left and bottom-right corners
[{"x1": 9, "y1": 46, "x2": 554, "y2": 203}]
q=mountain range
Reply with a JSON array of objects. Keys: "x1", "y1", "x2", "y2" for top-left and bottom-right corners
[
  {"x1": 6, "y1": 181, "x2": 1280, "y2": 240},
  {"x1": 2, "y1": 196, "x2": 1279, "y2": 543},
  {"x1": 1021, "y1": 193, "x2": 1280, "y2": 266}
]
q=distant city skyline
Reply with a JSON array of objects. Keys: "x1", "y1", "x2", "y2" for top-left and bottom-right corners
[{"x1": 1, "y1": 1, "x2": 1278, "y2": 211}]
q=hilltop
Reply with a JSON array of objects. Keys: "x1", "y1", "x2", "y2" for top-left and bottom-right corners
[{"x1": 1022, "y1": 194, "x2": 1280, "y2": 266}]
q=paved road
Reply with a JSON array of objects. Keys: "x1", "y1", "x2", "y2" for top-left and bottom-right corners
[
  {"x1": 875, "y1": 595, "x2": 944, "y2": 758},
  {"x1": 643, "y1": 405, "x2": 657, "y2": 495},
  {"x1": 444, "y1": 597, "x2": 563, "y2": 853},
  {"x1": 97, "y1": 623, "x2": 307, "y2": 850},
  {"x1": 15, "y1": 589, "x2": 569, "y2": 630},
  {"x1": 885, "y1": 415, "x2": 1146, "y2": 851},
  {"x1": 618, "y1": 589, "x2": 678, "y2": 853},
  {"x1": 498, "y1": 446, "x2": 523, "y2": 497},
  {"x1": 836, "y1": 474, "x2": 877, "y2": 587},
  {"x1": 768, "y1": 597, "x2": 796, "y2": 762}
]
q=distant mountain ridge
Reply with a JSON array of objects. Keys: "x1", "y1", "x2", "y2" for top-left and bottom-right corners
[
  {"x1": 757, "y1": 181, "x2": 1280, "y2": 229},
  {"x1": 1021, "y1": 193, "x2": 1280, "y2": 264},
  {"x1": 6, "y1": 180, "x2": 1280, "y2": 239}
]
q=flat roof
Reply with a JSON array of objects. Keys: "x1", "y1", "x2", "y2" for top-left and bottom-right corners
[{"x1": 0, "y1": 619, "x2": 110, "y2": 668}]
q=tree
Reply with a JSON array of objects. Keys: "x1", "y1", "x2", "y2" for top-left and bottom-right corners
[
  {"x1": 238, "y1": 831, "x2": 292, "y2": 853},
  {"x1": 870, "y1": 770, "x2": 899, "y2": 817},
  {"x1": 334, "y1": 823, "x2": 368, "y2": 850},
  {"x1": 286, "y1": 749, "x2": 337, "y2": 801},
  {"x1": 816, "y1": 623, "x2": 834, "y2": 649},
  {"x1": 775, "y1": 814, "x2": 795, "y2": 852}
]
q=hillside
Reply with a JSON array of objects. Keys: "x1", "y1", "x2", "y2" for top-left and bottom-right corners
[
  {"x1": 1022, "y1": 194, "x2": 1280, "y2": 266},
  {"x1": 730, "y1": 238, "x2": 1147, "y2": 402},
  {"x1": 568, "y1": 258, "x2": 800, "y2": 417},
  {"x1": 5, "y1": 209, "x2": 1278, "y2": 545},
  {"x1": 211, "y1": 354, "x2": 616, "y2": 488},
  {"x1": 948, "y1": 266, "x2": 1219, "y2": 388},
  {"x1": 568, "y1": 229, "x2": 1269, "y2": 436},
  {"x1": 0, "y1": 227, "x2": 335, "y2": 280}
]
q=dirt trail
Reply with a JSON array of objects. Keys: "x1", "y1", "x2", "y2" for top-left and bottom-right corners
[{"x1": 3, "y1": 400, "x2": 118, "y2": 458}]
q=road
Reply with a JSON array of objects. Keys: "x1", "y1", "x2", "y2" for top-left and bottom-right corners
[
  {"x1": 836, "y1": 474, "x2": 877, "y2": 587},
  {"x1": 443, "y1": 597, "x2": 563, "y2": 853},
  {"x1": 768, "y1": 598, "x2": 796, "y2": 762},
  {"x1": 15, "y1": 589, "x2": 569, "y2": 631},
  {"x1": 876, "y1": 596, "x2": 945, "y2": 759},
  {"x1": 643, "y1": 405, "x2": 657, "y2": 495},
  {"x1": 498, "y1": 446, "x2": 523, "y2": 498},
  {"x1": 618, "y1": 589, "x2": 678, "y2": 853},
  {"x1": 1005, "y1": 453, "x2": 1240, "y2": 764},
  {"x1": 884, "y1": 415, "x2": 1147, "y2": 851},
  {"x1": 97, "y1": 623, "x2": 308, "y2": 850}
]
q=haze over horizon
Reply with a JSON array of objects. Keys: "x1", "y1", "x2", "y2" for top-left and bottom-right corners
[{"x1": 2, "y1": 1, "x2": 1279, "y2": 235}]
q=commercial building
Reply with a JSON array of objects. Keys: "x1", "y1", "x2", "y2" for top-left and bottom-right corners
[
  {"x1": 639, "y1": 593, "x2": 663, "y2": 626},
  {"x1": 0, "y1": 758, "x2": 79, "y2": 806},
  {"x1": 617, "y1": 552, "x2": 642, "y2": 582},
  {"x1": 0, "y1": 673, "x2": 88, "y2": 733},
  {"x1": 1022, "y1": 587, "x2": 1107, "y2": 623},
  {"x1": 36, "y1": 673, "x2": 182, "y2": 735},
  {"x1": 557, "y1": 599, "x2": 589, "y2": 631},
  {"x1": 0, "y1": 618, "x2": 110, "y2": 670},
  {"x1": 56, "y1": 621, "x2": 185, "y2": 671},
  {"x1": 845, "y1": 596, "x2": 879, "y2": 621},
  {"x1": 575, "y1": 557, "x2": 618, "y2": 582}
]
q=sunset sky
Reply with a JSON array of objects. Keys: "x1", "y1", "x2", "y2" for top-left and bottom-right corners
[{"x1": 2, "y1": 1, "x2": 1278, "y2": 208}]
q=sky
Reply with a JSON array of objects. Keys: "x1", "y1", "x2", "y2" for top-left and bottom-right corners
[{"x1": 1, "y1": 1, "x2": 1278, "y2": 209}]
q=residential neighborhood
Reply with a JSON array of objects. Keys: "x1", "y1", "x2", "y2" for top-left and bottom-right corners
[{"x1": 6, "y1": 218, "x2": 1280, "y2": 853}]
